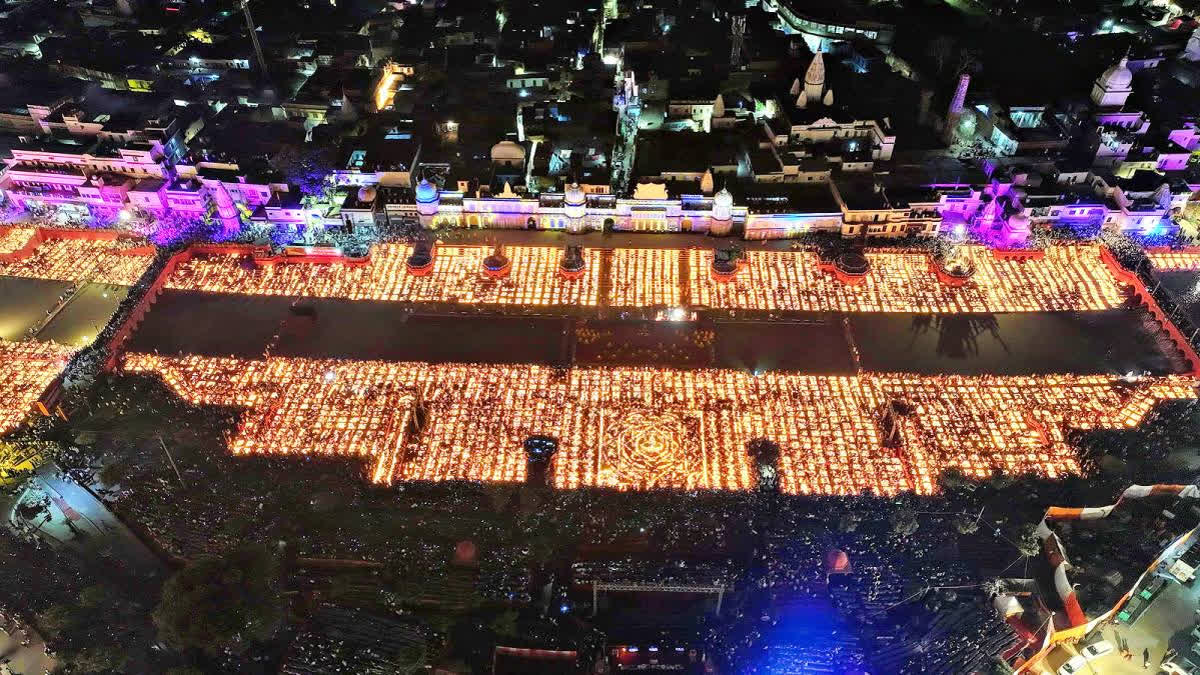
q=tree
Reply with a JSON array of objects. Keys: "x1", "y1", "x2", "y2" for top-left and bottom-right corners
[
  {"x1": 396, "y1": 641, "x2": 428, "y2": 674},
  {"x1": 148, "y1": 211, "x2": 215, "y2": 247},
  {"x1": 78, "y1": 584, "x2": 116, "y2": 609},
  {"x1": 488, "y1": 610, "x2": 519, "y2": 638},
  {"x1": 937, "y1": 467, "x2": 970, "y2": 493},
  {"x1": 0, "y1": 196, "x2": 26, "y2": 222},
  {"x1": 952, "y1": 512, "x2": 980, "y2": 535},
  {"x1": 955, "y1": 47, "x2": 981, "y2": 77},
  {"x1": 837, "y1": 512, "x2": 861, "y2": 533},
  {"x1": 270, "y1": 146, "x2": 335, "y2": 200},
  {"x1": 153, "y1": 545, "x2": 285, "y2": 655},
  {"x1": 889, "y1": 507, "x2": 919, "y2": 536},
  {"x1": 1015, "y1": 523, "x2": 1042, "y2": 557},
  {"x1": 99, "y1": 460, "x2": 133, "y2": 487},
  {"x1": 86, "y1": 204, "x2": 121, "y2": 228},
  {"x1": 36, "y1": 603, "x2": 80, "y2": 641},
  {"x1": 70, "y1": 646, "x2": 126, "y2": 673}
]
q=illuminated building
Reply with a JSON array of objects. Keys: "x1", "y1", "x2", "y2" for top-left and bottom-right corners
[{"x1": 1092, "y1": 56, "x2": 1135, "y2": 109}]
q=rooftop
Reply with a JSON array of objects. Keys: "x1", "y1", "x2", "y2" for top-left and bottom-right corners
[
  {"x1": 634, "y1": 131, "x2": 742, "y2": 176},
  {"x1": 739, "y1": 182, "x2": 841, "y2": 214}
]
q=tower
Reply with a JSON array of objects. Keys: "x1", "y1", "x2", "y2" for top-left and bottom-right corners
[
  {"x1": 804, "y1": 50, "x2": 825, "y2": 102},
  {"x1": 564, "y1": 182, "x2": 587, "y2": 233},
  {"x1": 730, "y1": 16, "x2": 746, "y2": 68},
  {"x1": 948, "y1": 73, "x2": 970, "y2": 117},
  {"x1": 415, "y1": 178, "x2": 440, "y2": 229},
  {"x1": 611, "y1": 71, "x2": 641, "y2": 193},
  {"x1": 1091, "y1": 56, "x2": 1133, "y2": 108},
  {"x1": 710, "y1": 186, "x2": 733, "y2": 236},
  {"x1": 943, "y1": 73, "x2": 971, "y2": 145},
  {"x1": 918, "y1": 89, "x2": 933, "y2": 126},
  {"x1": 240, "y1": 0, "x2": 269, "y2": 76}
]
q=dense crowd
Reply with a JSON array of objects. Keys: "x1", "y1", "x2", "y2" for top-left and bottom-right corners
[
  {"x1": 281, "y1": 605, "x2": 426, "y2": 675},
  {"x1": 571, "y1": 558, "x2": 738, "y2": 587},
  {"x1": 1, "y1": 219, "x2": 1196, "y2": 674},
  {"x1": 26, "y1": 384, "x2": 1200, "y2": 674}
]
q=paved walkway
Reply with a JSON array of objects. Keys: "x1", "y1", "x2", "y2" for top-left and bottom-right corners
[
  {"x1": 8, "y1": 465, "x2": 164, "y2": 580},
  {"x1": 1035, "y1": 572, "x2": 1200, "y2": 674},
  {"x1": 0, "y1": 624, "x2": 56, "y2": 675}
]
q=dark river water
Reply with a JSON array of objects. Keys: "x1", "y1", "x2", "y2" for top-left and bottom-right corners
[
  {"x1": 1158, "y1": 270, "x2": 1200, "y2": 327},
  {"x1": 123, "y1": 290, "x2": 1184, "y2": 376},
  {"x1": 0, "y1": 276, "x2": 127, "y2": 345}
]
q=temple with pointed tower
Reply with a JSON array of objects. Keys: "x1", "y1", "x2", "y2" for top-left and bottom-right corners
[{"x1": 763, "y1": 48, "x2": 896, "y2": 176}]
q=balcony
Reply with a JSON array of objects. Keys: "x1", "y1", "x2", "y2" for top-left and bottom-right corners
[{"x1": 4, "y1": 163, "x2": 87, "y2": 186}]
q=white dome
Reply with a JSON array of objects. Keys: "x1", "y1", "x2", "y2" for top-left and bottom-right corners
[
  {"x1": 490, "y1": 140, "x2": 526, "y2": 163},
  {"x1": 1098, "y1": 57, "x2": 1133, "y2": 90},
  {"x1": 714, "y1": 187, "x2": 733, "y2": 207},
  {"x1": 415, "y1": 178, "x2": 439, "y2": 203},
  {"x1": 357, "y1": 185, "x2": 377, "y2": 203},
  {"x1": 564, "y1": 182, "x2": 586, "y2": 206}
]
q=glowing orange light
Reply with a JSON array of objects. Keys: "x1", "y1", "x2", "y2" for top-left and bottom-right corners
[
  {"x1": 1147, "y1": 250, "x2": 1200, "y2": 271},
  {"x1": 0, "y1": 341, "x2": 75, "y2": 434},
  {"x1": 167, "y1": 245, "x2": 600, "y2": 306},
  {"x1": 688, "y1": 245, "x2": 1127, "y2": 313},
  {"x1": 163, "y1": 244, "x2": 1130, "y2": 313},
  {"x1": 0, "y1": 227, "x2": 37, "y2": 256},
  {"x1": 121, "y1": 353, "x2": 1198, "y2": 495},
  {"x1": 0, "y1": 238, "x2": 153, "y2": 285}
]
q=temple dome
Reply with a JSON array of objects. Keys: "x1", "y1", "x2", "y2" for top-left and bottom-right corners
[
  {"x1": 491, "y1": 140, "x2": 526, "y2": 166},
  {"x1": 564, "y1": 182, "x2": 586, "y2": 206},
  {"x1": 415, "y1": 178, "x2": 439, "y2": 203},
  {"x1": 357, "y1": 185, "x2": 377, "y2": 203},
  {"x1": 1097, "y1": 57, "x2": 1133, "y2": 90},
  {"x1": 714, "y1": 187, "x2": 733, "y2": 207}
]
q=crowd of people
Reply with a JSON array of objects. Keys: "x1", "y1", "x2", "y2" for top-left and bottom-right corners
[
  {"x1": 281, "y1": 605, "x2": 427, "y2": 675},
  {"x1": 14, "y1": 367, "x2": 1199, "y2": 674},
  {"x1": 2, "y1": 216, "x2": 1198, "y2": 673},
  {"x1": 571, "y1": 558, "x2": 738, "y2": 588}
]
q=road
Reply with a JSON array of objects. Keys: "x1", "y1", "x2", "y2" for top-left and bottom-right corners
[
  {"x1": 8, "y1": 465, "x2": 165, "y2": 579},
  {"x1": 0, "y1": 623, "x2": 56, "y2": 675},
  {"x1": 1035, "y1": 568, "x2": 1200, "y2": 674}
]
